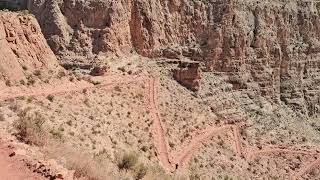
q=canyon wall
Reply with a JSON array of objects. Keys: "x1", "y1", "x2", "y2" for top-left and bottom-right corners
[
  {"x1": 0, "y1": 11, "x2": 60, "y2": 86},
  {"x1": 28, "y1": 0, "x2": 320, "y2": 116}
]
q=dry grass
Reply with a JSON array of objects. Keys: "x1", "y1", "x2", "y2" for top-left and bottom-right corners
[
  {"x1": 44, "y1": 143, "x2": 115, "y2": 180},
  {"x1": 14, "y1": 108, "x2": 48, "y2": 146},
  {"x1": 117, "y1": 152, "x2": 138, "y2": 170},
  {"x1": 68, "y1": 154, "x2": 111, "y2": 180},
  {"x1": 134, "y1": 163, "x2": 147, "y2": 180}
]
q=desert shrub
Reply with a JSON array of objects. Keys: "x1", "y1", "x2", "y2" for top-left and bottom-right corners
[
  {"x1": 14, "y1": 108, "x2": 47, "y2": 145},
  {"x1": 224, "y1": 175, "x2": 232, "y2": 180},
  {"x1": 114, "y1": 86, "x2": 121, "y2": 92},
  {"x1": 20, "y1": 80, "x2": 26, "y2": 85},
  {"x1": 5, "y1": 80, "x2": 11, "y2": 86},
  {"x1": 117, "y1": 152, "x2": 138, "y2": 170},
  {"x1": 134, "y1": 163, "x2": 147, "y2": 180},
  {"x1": 84, "y1": 98, "x2": 90, "y2": 107},
  {"x1": 0, "y1": 112, "x2": 5, "y2": 121},
  {"x1": 33, "y1": 70, "x2": 41, "y2": 77},
  {"x1": 57, "y1": 70, "x2": 66, "y2": 79},
  {"x1": 27, "y1": 75, "x2": 36, "y2": 86},
  {"x1": 45, "y1": 144, "x2": 114, "y2": 180},
  {"x1": 47, "y1": 94, "x2": 54, "y2": 102},
  {"x1": 143, "y1": 165, "x2": 171, "y2": 180},
  {"x1": 49, "y1": 129, "x2": 63, "y2": 140},
  {"x1": 8, "y1": 103, "x2": 19, "y2": 112},
  {"x1": 22, "y1": 65, "x2": 28, "y2": 70}
]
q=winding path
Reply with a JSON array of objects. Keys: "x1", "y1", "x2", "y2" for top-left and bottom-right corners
[
  {"x1": 1, "y1": 75, "x2": 320, "y2": 179},
  {"x1": 148, "y1": 78, "x2": 172, "y2": 170}
]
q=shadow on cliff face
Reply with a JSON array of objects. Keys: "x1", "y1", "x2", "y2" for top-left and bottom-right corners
[
  {"x1": 26, "y1": 0, "x2": 320, "y2": 117},
  {"x1": 0, "y1": 0, "x2": 28, "y2": 11}
]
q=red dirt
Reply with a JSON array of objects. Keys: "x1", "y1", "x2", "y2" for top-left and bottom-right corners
[
  {"x1": 1, "y1": 75, "x2": 320, "y2": 179},
  {"x1": 292, "y1": 158, "x2": 320, "y2": 180},
  {"x1": 247, "y1": 148, "x2": 318, "y2": 161},
  {"x1": 232, "y1": 125, "x2": 243, "y2": 156},
  {"x1": 148, "y1": 78, "x2": 172, "y2": 171},
  {"x1": 0, "y1": 144, "x2": 43, "y2": 180},
  {"x1": 174, "y1": 125, "x2": 234, "y2": 168}
]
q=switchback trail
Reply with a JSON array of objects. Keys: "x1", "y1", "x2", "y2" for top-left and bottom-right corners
[
  {"x1": 174, "y1": 125, "x2": 234, "y2": 168},
  {"x1": 148, "y1": 78, "x2": 172, "y2": 171},
  {"x1": 1, "y1": 75, "x2": 320, "y2": 179}
]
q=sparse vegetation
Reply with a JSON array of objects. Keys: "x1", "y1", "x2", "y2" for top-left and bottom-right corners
[
  {"x1": 0, "y1": 112, "x2": 5, "y2": 121},
  {"x1": 5, "y1": 80, "x2": 11, "y2": 86},
  {"x1": 33, "y1": 69, "x2": 42, "y2": 77},
  {"x1": 27, "y1": 75, "x2": 36, "y2": 86},
  {"x1": 47, "y1": 94, "x2": 54, "y2": 102},
  {"x1": 20, "y1": 79, "x2": 26, "y2": 85},
  {"x1": 14, "y1": 108, "x2": 47, "y2": 145},
  {"x1": 57, "y1": 70, "x2": 66, "y2": 78},
  {"x1": 117, "y1": 152, "x2": 139, "y2": 170},
  {"x1": 46, "y1": 144, "x2": 113, "y2": 180},
  {"x1": 49, "y1": 129, "x2": 63, "y2": 140},
  {"x1": 134, "y1": 163, "x2": 147, "y2": 180}
]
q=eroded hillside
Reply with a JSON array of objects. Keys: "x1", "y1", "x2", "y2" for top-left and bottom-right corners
[
  {"x1": 0, "y1": 0, "x2": 320, "y2": 180},
  {"x1": 28, "y1": 0, "x2": 320, "y2": 117},
  {"x1": 0, "y1": 11, "x2": 60, "y2": 86}
]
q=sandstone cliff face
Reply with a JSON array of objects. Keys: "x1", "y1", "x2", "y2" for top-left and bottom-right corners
[
  {"x1": 0, "y1": 11, "x2": 60, "y2": 85},
  {"x1": 28, "y1": 0, "x2": 320, "y2": 116}
]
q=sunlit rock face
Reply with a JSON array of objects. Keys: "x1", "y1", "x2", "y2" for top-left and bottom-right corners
[
  {"x1": 0, "y1": 11, "x2": 60, "y2": 86},
  {"x1": 28, "y1": 0, "x2": 320, "y2": 116}
]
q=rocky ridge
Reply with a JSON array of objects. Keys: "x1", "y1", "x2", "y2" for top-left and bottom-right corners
[
  {"x1": 27, "y1": 0, "x2": 320, "y2": 117},
  {"x1": 0, "y1": 11, "x2": 60, "y2": 86}
]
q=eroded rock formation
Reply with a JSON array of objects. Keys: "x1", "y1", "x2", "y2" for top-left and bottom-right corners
[
  {"x1": 27, "y1": 0, "x2": 320, "y2": 116},
  {"x1": 173, "y1": 61, "x2": 201, "y2": 91},
  {"x1": 90, "y1": 66, "x2": 109, "y2": 76},
  {"x1": 0, "y1": 11, "x2": 60, "y2": 85}
]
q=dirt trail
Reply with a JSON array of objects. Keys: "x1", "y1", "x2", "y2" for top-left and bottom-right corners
[
  {"x1": 247, "y1": 148, "x2": 318, "y2": 160},
  {"x1": 148, "y1": 78, "x2": 172, "y2": 170},
  {"x1": 0, "y1": 145, "x2": 43, "y2": 180},
  {"x1": 232, "y1": 126, "x2": 243, "y2": 156},
  {"x1": 291, "y1": 158, "x2": 320, "y2": 180},
  {"x1": 174, "y1": 125, "x2": 234, "y2": 168},
  {"x1": 0, "y1": 75, "x2": 145, "y2": 100},
  {"x1": 1, "y1": 75, "x2": 320, "y2": 179}
]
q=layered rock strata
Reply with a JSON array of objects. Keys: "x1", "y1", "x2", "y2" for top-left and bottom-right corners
[{"x1": 28, "y1": 0, "x2": 320, "y2": 116}]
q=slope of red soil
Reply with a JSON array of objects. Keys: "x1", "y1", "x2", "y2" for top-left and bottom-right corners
[
  {"x1": 1, "y1": 74, "x2": 320, "y2": 179},
  {"x1": 0, "y1": 144, "x2": 43, "y2": 180}
]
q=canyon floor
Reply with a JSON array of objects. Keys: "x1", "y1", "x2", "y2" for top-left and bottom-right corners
[{"x1": 0, "y1": 55, "x2": 320, "y2": 180}]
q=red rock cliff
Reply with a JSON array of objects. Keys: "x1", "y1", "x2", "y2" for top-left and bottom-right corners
[
  {"x1": 28, "y1": 0, "x2": 320, "y2": 116},
  {"x1": 0, "y1": 11, "x2": 60, "y2": 85}
]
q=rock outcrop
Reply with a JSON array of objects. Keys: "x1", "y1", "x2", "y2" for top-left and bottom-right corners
[
  {"x1": 173, "y1": 61, "x2": 201, "y2": 91},
  {"x1": 90, "y1": 66, "x2": 109, "y2": 76},
  {"x1": 0, "y1": 11, "x2": 60, "y2": 86},
  {"x1": 27, "y1": 0, "x2": 320, "y2": 116}
]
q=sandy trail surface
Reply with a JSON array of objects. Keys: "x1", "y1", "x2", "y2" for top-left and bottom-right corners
[{"x1": 0, "y1": 144, "x2": 43, "y2": 180}]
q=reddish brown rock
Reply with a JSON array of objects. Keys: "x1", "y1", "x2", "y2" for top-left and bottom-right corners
[
  {"x1": 173, "y1": 61, "x2": 201, "y2": 91},
  {"x1": 27, "y1": 0, "x2": 320, "y2": 116},
  {"x1": 90, "y1": 66, "x2": 109, "y2": 76},
  {"x1": 0, "y1": 12, "x2": 60, "y2": 85}
]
